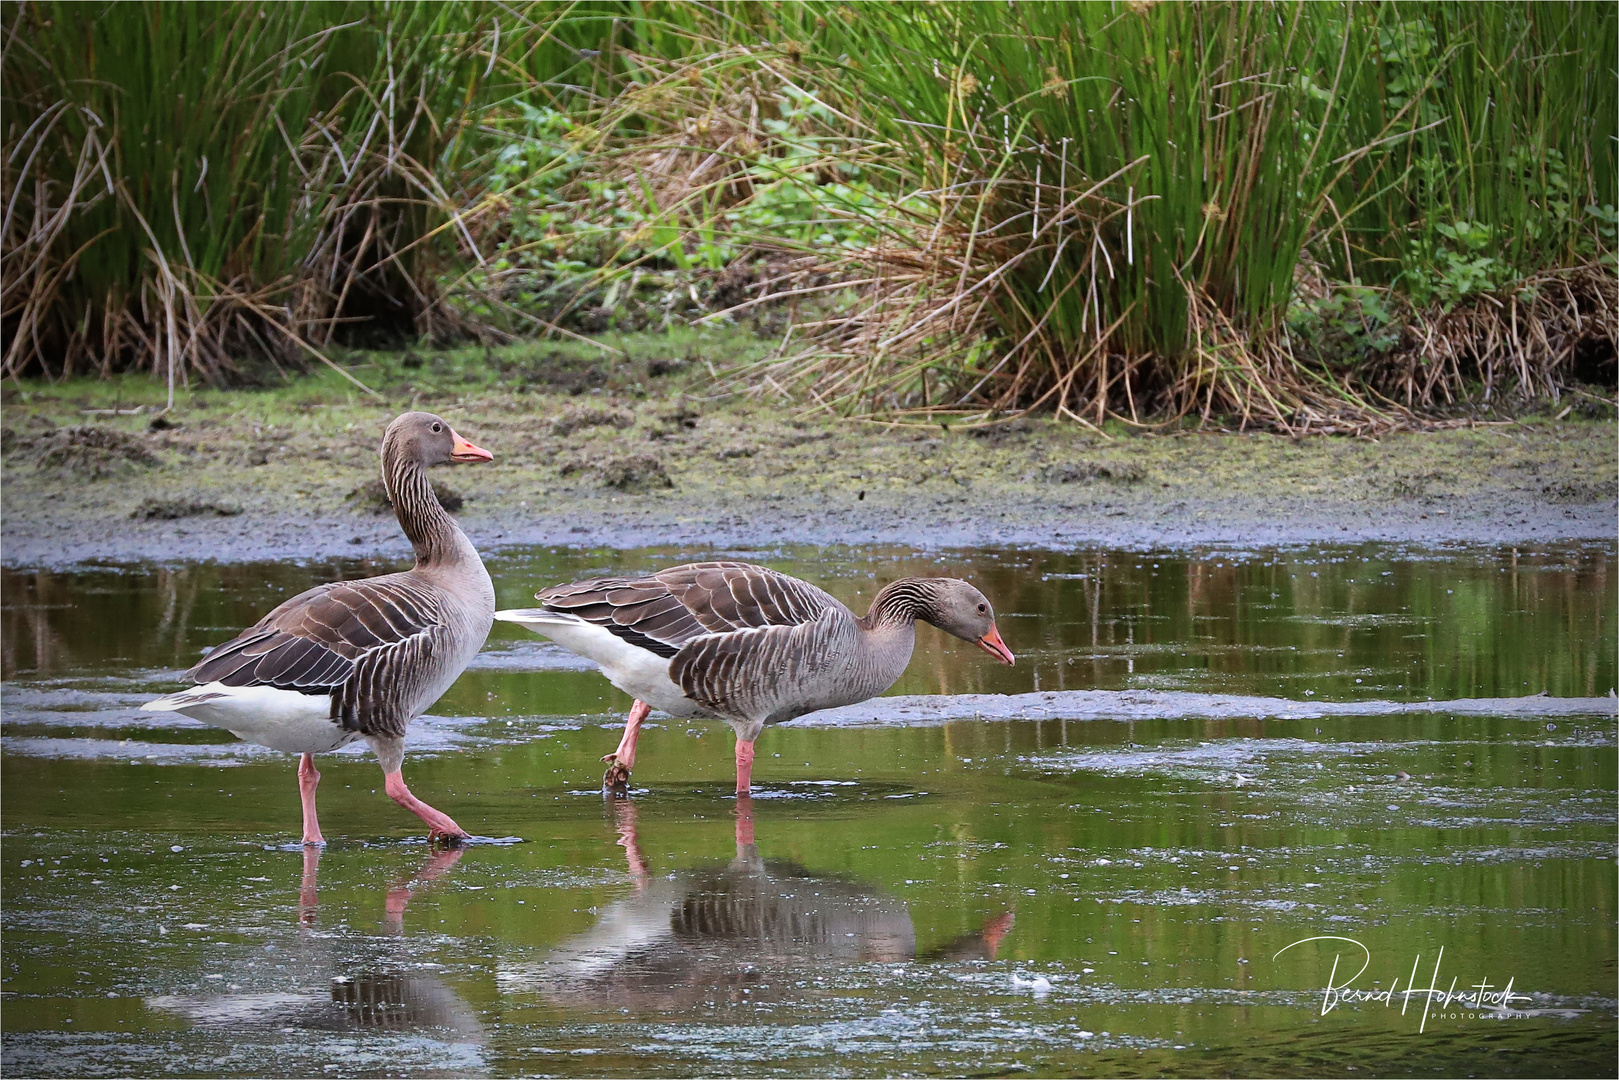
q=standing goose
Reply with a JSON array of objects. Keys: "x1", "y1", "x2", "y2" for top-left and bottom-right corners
[
  {"x1": 495, "y1": 562, "x2": 1014, "y2": 794},
  {"x1": 142, "y1": 412, "x2": 496, "y2": 844}
]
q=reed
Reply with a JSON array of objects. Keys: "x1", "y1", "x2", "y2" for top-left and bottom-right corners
[
  {"x1": 7, "y1": 1, "x2": 1611, "y2": 422},
  {"x1": 725, "y1": 1, "x2": 1615, "y2": 427},
  {"x1": 1318, "y1": 2, "x2": 1618, "y2": 406},
  {"x1": 1324, "y1": 3, "x2": 1615, "y2": 295},
  {"x1": 0, "y1": 1, "x2": 577, "y2": 392}
]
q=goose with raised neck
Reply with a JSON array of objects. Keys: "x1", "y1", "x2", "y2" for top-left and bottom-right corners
[
  {"x1": 143, "y1": 412, "x2": 496, "y2": 844},
  {"x1": 496, "y1": 561, "x2": 1014, "y2": 794}
]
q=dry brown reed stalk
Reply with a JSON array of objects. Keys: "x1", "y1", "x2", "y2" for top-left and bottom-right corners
[
  {"x1": 616, "y1": 65, "x2": 771, "y2": 211},
  {"x1": 0, "y1": 112, "x2": 373, "y2": 402},
  {"x1": 1369, "y1": 263, "x2": 1618, "y2": 411},
  {"x1": 732, "y1": 158, "x2": 1401, "y2": 435}
]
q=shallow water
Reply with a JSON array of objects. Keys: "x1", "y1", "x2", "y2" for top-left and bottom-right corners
[{"x1": 2, "y1": 542, "x2": 1615, "y2": 1077}]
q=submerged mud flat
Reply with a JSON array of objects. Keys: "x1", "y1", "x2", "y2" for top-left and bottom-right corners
[{"x1": 2, "y1": 542, "x2": 1615, "y2": 1077}]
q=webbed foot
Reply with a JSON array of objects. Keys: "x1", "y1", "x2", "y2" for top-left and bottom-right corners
[{"x1": 602, "y1": 756, "x2": 632, "y2": 795}]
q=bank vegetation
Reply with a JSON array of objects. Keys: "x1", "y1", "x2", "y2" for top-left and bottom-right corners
[{"x1": 3, "y1": 1, "x2": 1614, "y2": 432}]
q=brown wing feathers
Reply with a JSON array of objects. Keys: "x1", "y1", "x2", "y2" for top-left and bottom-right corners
[
  {"x1": 671, "y1": 626, "x2": 776, "y2": 714},
  {"x1": 336, "y1": 625, "x2": 448, "y2": 736},
  {"x1": 535, "y1": 562, "x2": 841, "y2": 662},
  {"x1": 671, "y1": 618, "x2": 837, "y2": 723},
  {"x1": 187, "y1": 575, "x2": 450, "y2": 736},
  {"x1": 536, "y1": 578, "x2": 702, "y2": 657},
  {"x1": 659, "y1": 562, "x2": 837, "y2": 631}
]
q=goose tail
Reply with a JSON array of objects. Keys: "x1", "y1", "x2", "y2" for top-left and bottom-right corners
[
  {"x1": 494, "y1": 607, "x2": 581, "y2": 629},
  {"x1": 141, "y1": 686, "x2": 222, "y2": 713}
]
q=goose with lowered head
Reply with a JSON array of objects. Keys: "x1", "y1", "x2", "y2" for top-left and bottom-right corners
[
  {"x1": 496, "y1": 561, "x2": 1014, "y2": 794},
  {"x1": 142, "y1": 412, "x2": 496, "y2": 844}
]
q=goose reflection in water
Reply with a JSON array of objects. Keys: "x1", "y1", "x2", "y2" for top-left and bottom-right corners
[
  {"x1": 148, "y1": 847, "x2": 485, "y2": 1050},
  {"x1": 500, "y1": 797, "x2": 1014, "y2": 1011}
]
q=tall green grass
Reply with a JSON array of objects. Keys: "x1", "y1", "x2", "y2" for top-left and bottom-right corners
[
  {"x1": 1324, "y1": 3, "x2": 1617, "y2": 300},
  {"x1": 727, "y1": 2, "x2": 1398, "y2": 428},
  {"x1": 0, "y1": 1, "x2": 586, "y2": 390},
  {"x1": 733, "y1": 1, "x2": 1615, "y2": 427},
  {"x1": 6, "y1": 1, "x2": 1612, "y2": 422},
  {"x1": 4, "y1": 3, "x2": 332, "y2": 385},
  {"x1": 1309, "y1": 4, "x2": 1618, "y2": 407}
]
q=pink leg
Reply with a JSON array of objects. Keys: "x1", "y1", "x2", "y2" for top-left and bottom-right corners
[
  {"x1": 602, "y1": 699, "x2": 651, "y2": 791},
  {"x1": 734, "y1": 738, "x2": 755, "y2": 795},
  {"x1": 383, "y1": 770, "x2": 469, "y2": 844},
  {"x1": 385, "y1": 847, "x2": 465, "y2": 932},
  {"x1": 298, "y1": 753, "x2": 325, "y2": 846},
  {"x1": 383, "y1": 887, "x2": 409, "y2": 933},
  {"x1": 980, "y1": 911, "x2": 1016, "y2": 960}
]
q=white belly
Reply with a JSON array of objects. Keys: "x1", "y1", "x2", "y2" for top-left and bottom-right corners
[
  {"x1": 495, "y1": 609, "x2": 701, "y2": 717},
  {"x1": 141, "y1": 683, "x2": 359, "y2": 755}
]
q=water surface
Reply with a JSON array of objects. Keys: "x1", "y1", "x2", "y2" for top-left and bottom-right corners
[{"x1": 3, "y1": 542, "x2": 1614, "y2": 1077}]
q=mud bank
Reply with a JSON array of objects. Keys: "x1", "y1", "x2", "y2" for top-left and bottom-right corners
[{"x1": 2, "y1": 384, "x2": 1614, "y2": 567}]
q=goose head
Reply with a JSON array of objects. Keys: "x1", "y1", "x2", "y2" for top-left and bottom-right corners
[
  {"x1": 920, "y1": 580, "x2": 1016, "y2": 665},
  {"x1": 383, "y1": 411, "x2": 493, "y2": 468}
]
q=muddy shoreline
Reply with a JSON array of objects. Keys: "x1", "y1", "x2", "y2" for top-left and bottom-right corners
[
  {"x1": 2, "y1": 484, "x2": 1615, "y2": 570},
  {"x1": 2, "y1": 385, "x2": 1614, "y2": 567}
]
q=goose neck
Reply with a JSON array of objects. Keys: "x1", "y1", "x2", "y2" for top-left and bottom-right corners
[
  {"x1": 385, "y1": 456, "x2": 462, "y2": 567},
  {"x1": 861, "y1": 579, "x2": 936, "y2": 630}
]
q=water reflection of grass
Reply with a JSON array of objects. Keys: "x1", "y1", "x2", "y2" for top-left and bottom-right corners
[
  {"x1": 4, "y1": 543, "x2": 1611, "y2": 704},
  {"x1": 1, "y1": 542, "x2": 1613, "y2": 1074}
]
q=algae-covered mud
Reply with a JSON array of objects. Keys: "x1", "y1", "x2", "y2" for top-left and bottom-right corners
[
  {"x1": 2, "y1": 333, "x2": 1615, "y2": 567},
  {"x1": 3, "y1": 542, "x2": 1614, "y2": 1077}
]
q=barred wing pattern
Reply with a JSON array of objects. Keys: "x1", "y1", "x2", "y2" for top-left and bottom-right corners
[
  {"x1": 536, "y1": 562, "x2": 864, "y2": 725},
  {"x1": 670, "y1": 616, "x2": 859, "y2": 725},
  {"x1": 188, "y1": 575, "x2": 454, "y2": 738},
  {"x1": 657, "y1": 563, "x2": 840, "y2": 634},
  {"x1": 535, "y1": 562, "x2": 842, "y2": 658}
]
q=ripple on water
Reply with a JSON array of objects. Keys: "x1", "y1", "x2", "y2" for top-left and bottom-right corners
[
  {"x1": 2, "y1": 542, "x2": 1614, "y2": 1078},
  {"x1": 1026, "y1": 729, "x2": 1615, "y2": 833},
  {"x1": 789, "y1": 689, "x2": 1618, "y2": 727}
]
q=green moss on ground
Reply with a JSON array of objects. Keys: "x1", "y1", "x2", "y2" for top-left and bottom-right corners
[{"x1": 2, "y1": 324, "x2": 1614, "y2": 563}]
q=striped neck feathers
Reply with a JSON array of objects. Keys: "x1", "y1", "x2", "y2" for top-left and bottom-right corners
[
  {"x1": 383, "y1": 453, "x2": 462, "y2": 567},
  {"x1": 862, "y1": 578, "x2": 946, "y2": 629}
]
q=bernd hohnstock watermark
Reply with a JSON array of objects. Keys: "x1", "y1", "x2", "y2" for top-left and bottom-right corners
[{"x1": 1273, "y1": 936, "x2": 1535, "y2": 1033}]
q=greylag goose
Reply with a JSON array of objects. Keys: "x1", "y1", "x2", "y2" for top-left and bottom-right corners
[
  {"x1": 495, "y1": 561, "x2": 1014, "y2": 793},
  {"x1": 141, "y1": 412, "x2": 496, "y2": 844}
]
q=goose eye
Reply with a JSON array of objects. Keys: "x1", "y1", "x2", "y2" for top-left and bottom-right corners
[
  {"x1": 431, "y1": 422, "x2": 442, "y2": 433},
  {"x1": 976, "y1": 603, "x2": 987, "y2": 614}
]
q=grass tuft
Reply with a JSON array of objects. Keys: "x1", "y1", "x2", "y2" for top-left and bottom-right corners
[
  {"x1": 1, "y1": 2, "x2": 579, "y2": 392},
  {"x1": 708, "y1": 1, "x2": 1616, "y2": 429}
]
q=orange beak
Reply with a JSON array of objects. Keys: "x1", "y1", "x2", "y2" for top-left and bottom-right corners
[
  {"x1": 449, "y1": 430, "x2": 493, "y2": 463},
  {"x1": 976, "y1": 623, "x2": 1016, "y2": 665}
]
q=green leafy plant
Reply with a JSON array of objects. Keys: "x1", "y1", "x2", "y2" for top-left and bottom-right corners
[
  {"x1": 464, "y1": 67, "x2": 891, "y2": 334},
  {"x1": 1287, "y1": 285, "x2": 1403, "y2": 373}
]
